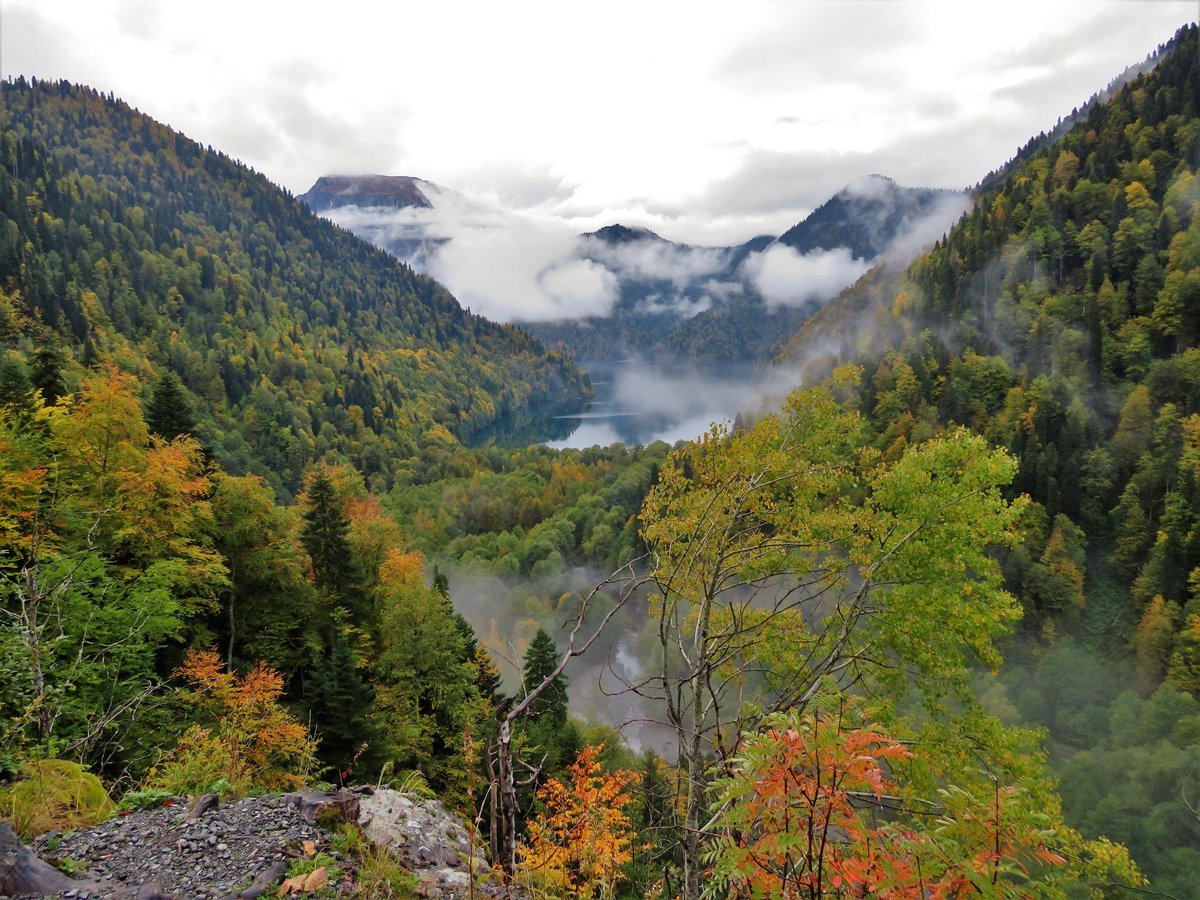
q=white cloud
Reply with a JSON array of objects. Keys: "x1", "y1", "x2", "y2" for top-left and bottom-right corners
[
  {"x1": 884, "y1": 193, "x2": 974, "y2": 264},
  {"x1": 538, "y1": 260, "x2": 619, "y2": 317},
  {"x1": 321, "y1": 184, "x2": 620, "y2": 323},
  {"x1": 4, "y1": 0, "x2": 1191, "y2": 254},
  {"x1": 741, "y1": 245, "x2": 871, "y2": 308},
  {"x1": 583, "y1": 237, "x2": 732, "y2": 288}
]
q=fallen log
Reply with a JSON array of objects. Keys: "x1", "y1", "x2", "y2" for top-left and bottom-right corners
[{"x1": 0, "y1": 821, "x2": 102, "y2": 896}]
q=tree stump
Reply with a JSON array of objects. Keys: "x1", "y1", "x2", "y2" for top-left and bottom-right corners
[{"x1": 283, "y1": 788, "x2": 361, "y2": 826}]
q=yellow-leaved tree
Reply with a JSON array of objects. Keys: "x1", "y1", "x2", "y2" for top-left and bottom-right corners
[
  {"x1": 148, "y1": 647, "x2": 317, "y2": 796},
  {"x1": 518, "y1": 744, "x2": 638, "y2": 899}
]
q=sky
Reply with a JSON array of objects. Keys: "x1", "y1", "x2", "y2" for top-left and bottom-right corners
[{"x1": 2, "y1": 0, "x2": 1195, "y2": 248}]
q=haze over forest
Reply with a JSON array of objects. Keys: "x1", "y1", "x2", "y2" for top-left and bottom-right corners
[{"x1": 1, "y1": 4, "x2": 1200, "y2": 899}]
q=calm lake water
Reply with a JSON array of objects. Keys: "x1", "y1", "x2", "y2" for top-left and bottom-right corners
[
  {"x1": 471, "y1": 359, "x2": 802, "y2": 449},
  {"x1": 546, "y1": 360, "x2": 779, "y2": 449}
]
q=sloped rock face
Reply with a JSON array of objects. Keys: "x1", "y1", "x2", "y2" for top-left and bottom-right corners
[
  {"x1": 357, "y1": 790, "x2": 496, "y2": 897},
  {"x1": 298, "y1": 175, "x2": 433, "y2": 211}
]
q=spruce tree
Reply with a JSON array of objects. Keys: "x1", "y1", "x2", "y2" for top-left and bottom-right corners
[
  {"x1": 146, "y1": 372, "x2": 197, "y2": 440},
  {"x1": 305, "y1": 632, "x2": 379, "y2": 776},
  {"x1": 301, "y1": 469, "x2": 360, "y2": 606},
  {"x1": 523, "y1": 627, "x2": 568, "y2": 724},
  {"x1": 30, "y1": 341, "x2": 66, "y2": 405},
  {"x1": 0, "y1": 353, "x2": 37, "y2": 421}
]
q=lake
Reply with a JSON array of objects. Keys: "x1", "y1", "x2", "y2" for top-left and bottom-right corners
[
  {"x1": 551, "y1": 360, "x2": 797, "y2": 448},
  {"x1": 470, "y1": 359, "x2": 803, "y2": 449}
]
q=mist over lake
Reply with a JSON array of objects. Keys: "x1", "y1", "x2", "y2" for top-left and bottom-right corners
[{"x1": 546, "y1": 360, "x2": 783, "y2": 449}]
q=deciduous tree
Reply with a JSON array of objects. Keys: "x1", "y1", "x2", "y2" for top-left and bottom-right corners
[{"x1": 638, "y1": 375, "x2": 1027, "y2": 898}]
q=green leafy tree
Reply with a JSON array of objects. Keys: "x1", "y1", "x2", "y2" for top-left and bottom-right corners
[
  {"x1": 373, "y1": 548, "x2": 483, "y2": 794},
  {"x1": 639, "y1": 375, "x2": 1031, "y2": 898},
  {"x1": 209, "y1": 472, "x2": 315, "y2": 674}
]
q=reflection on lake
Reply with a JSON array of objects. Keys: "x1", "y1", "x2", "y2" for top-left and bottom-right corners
[
  {"x1": 471, "y1": 360, "x2": 801, "y2": 449},
  {"x1": 547, "y1": 360, "x2": 782, "y2": 449}
]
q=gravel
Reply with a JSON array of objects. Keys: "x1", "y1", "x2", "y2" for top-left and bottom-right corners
[{"x1": 19, "y1": 794, "x2": 337, "y2": 899}]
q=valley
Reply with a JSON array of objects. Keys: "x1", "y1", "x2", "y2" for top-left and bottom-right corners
[{"x1": 1, "y1": 11, "x2": 1199, "y2": 899}]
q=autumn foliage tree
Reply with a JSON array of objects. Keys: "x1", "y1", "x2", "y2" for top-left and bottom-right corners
[
  {"x1": 149, "y1": 647, "x2": 317, "y2": 796},
  {"x1": 518, "y1": 744, "x2": 638, "y2": 899},
  {"x1": 0, "y1": 368, "x2": 225, "y2": 767},
  {"x1": 639, "y1": 375, "x2": 1031, "y2": 897},
  {"x1": 704, "y1": 704, "x2": 1093, "y2": 899}
]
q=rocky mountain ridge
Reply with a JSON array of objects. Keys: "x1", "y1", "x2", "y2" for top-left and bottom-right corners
[{"x1": 300, "y1": 173, "x2": 968, "y2": 362}]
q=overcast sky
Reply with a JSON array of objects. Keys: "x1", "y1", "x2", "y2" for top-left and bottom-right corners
[{"x1": 1, "y1": 1, "x2": 1194, "y2": 245}]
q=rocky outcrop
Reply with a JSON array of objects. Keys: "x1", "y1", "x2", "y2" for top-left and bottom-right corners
[
  {"x1": 357, "y1": 789, "x2": 492, "y2": 896},
  {"x1": 1, "y1": 787, "x2": 503, "y2": 899},
  {"x1": 298, "y1": 175, "x2": 433, "y2": 211}
]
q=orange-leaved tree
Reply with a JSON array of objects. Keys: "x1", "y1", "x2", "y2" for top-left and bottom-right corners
[
  {"x1": 705, "y1": 705, "x2": 1090, "y2": 899},
  {"x1": 148, "y1": 647, "x2": 317, "y2": 796},
  {"x1": 518, "y1": 744, "x2": 639, "y2": 898}
]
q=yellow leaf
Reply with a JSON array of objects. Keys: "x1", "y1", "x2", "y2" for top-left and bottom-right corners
[{"x1": 277, "y1": 865, "x2": 328, "y2": 895}]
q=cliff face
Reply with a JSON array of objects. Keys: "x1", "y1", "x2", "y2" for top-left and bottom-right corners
[{"x1": 299, "y1": 174, "x2": 433, "y2": 211}]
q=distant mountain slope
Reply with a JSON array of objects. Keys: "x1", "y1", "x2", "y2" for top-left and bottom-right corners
[
  {"x1": 0, "y1": 79, "x2": 589, "y2": 496},
  {"x1": 300, "y1": 173, "x2": 966, "y2": 363},
  {"x1": 777, "y1": 175, "x2": 960, "y2": 259}
]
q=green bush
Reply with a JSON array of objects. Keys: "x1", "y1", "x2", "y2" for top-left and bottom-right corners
[{"x1": 0, "y1": 759, "x2": 114, "y2": 838}]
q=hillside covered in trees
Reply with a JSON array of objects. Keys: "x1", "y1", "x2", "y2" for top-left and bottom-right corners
[
  {"x1": 778, "y1": 23, "x2": 1200, "y2": 894},
  {"x1": 2, "y1": 21, "x2": 1200, "y2": 900},
  {"x1": 0, "y1": 80, "x2": 589, "y2": 497}
]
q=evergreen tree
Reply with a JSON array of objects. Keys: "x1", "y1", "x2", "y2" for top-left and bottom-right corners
[
  {"x1": 522, "y1": 627, "x2": 568, "y2": 724},
  {"x1": 0, "y1": 352, "x2": 37, "y2": 421},
  {"x1": 300, "y1": 469, "x2": 360, "y2": 608},
  {"x1": 146, "y1": 373, "x2": 197, "y2": 440},
  {"x1": 30, "y1": 341, "x2": 66, "y2": 406},
  {"x1": 305, "y1": 631, "x2": 379, "y2": 777}
]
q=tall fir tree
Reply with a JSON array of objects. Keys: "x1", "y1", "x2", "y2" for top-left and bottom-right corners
[
  {"x1": 305, "y1": 631, "x2": 379, "y2": 776},
  {"x1": 146, "y1": 373, "x2": 198, "y2": 441},
  {"x1": 300, "y1": 469, "x2": 362, "y2": 614},
  {"x1": 30, "y1": 340, "x2": 66, "y2": 406},
  {"x1": 522, "y1": 627, "x2": 568, "y2": 725}
]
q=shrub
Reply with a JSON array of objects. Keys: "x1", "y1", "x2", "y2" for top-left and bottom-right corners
[
  {"x1": 146, "y1": 648, "x2": 318, "y2": 797},
  {"x1": 354, "y1": 846, "x2": 419, "y2": 898},
  {"x1": 0, "y1": 759, "x2": 114, "y2": 838}
]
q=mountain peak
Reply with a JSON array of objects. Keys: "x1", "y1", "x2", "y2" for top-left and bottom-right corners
[
  {"x1": 299, "y1": 174, "x2": 433, "y2": 211},
  {"x1": 777, "y1": 176, "x2": 965, "y2": 260},
  {"x1": 586, "y1": 224, "x2": 665, "y2": 245}
]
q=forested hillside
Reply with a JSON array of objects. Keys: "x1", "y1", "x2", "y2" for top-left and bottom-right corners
[
  {"x1": 0, "y1": 80, "x2": 589, "y2": 497},
  {"x1": 782, "y1": 23, "x2": 1200, "y2": 893},
  {"x1": 2, "y1": 23, "x2": 1199, "y2": 900}
]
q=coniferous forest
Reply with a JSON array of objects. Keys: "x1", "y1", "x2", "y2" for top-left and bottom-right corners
[{"x1": 1, "y1": 22, "x2": 1200, "y2": 900}]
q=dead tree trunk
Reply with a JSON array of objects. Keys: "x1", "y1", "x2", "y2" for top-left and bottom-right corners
[{"x1": 484, "y1": 560, "x2": 644, "y2": 876}]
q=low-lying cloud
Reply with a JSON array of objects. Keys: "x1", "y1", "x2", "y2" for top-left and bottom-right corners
[
  {"x1": 537, "y1": 259, "x2": 619, "y2": 316},
  {"x1": 581, "y1": 235, "x2": 732, "y2": 288},
  {"x1": 740, "y1": 244, "x2": 871, "y2": 308},
  {"x1": 323, "y1": 185, "x2": 622, "y2": 322},
  {"x1": 883, "y1": 191, "x2": 973, "y2": 263},
  {"x1": 318, "y1": 171, "x2": 970, "y2": 325}
]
